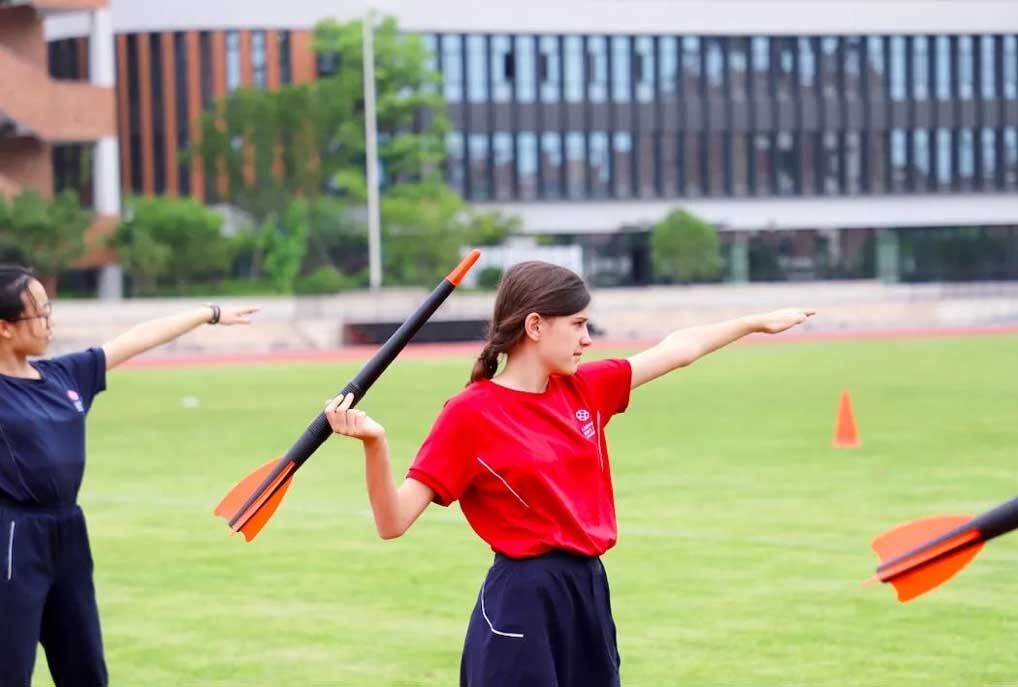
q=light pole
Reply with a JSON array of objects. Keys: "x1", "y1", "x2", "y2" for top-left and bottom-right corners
[{"x1": 362, "y1": 10, "x2": 382, "y2": 289}]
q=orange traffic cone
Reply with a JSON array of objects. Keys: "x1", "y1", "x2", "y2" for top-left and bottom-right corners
[{"x1": 833, "y1": 390, "x2": 861, "y2": 448}]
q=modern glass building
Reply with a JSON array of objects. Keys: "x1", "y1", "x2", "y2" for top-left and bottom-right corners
[{"x1": 37, "y1": 0, "x2": 1018, "y2": 285}]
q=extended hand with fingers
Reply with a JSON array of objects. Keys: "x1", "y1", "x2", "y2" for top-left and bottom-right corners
[
  {"x1": 324, "y1": 393, "x2": 386, "y2": 441},
  {"x1": 754, "y1": 308, "x2": 817, "y2": 334},
  {"x1": 216, "y1": 306, "x2": 260, "y2": 325}
]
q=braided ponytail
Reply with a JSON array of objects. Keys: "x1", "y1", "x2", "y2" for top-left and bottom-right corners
[
  {"x1": 465, "y1": 261, "x2": 590, "y2": 386},
  {"x1": 469, "y1": 342, "x2": 500, "y2": 383}
]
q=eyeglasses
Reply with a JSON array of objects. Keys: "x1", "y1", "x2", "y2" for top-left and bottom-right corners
[{"x1": 13, "y1": 302, "x2": 52, "y2": 326}]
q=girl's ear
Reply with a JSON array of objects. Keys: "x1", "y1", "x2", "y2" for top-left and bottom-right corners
[{"x1": 523, "y1": 312, "x2": 542, "y2": 342}]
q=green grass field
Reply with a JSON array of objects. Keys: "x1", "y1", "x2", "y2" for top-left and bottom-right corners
[{"x1": 31, "y1": 334, "x2": 1018, "y2": 686}]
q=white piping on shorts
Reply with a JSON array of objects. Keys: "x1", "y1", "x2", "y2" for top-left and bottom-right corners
[
  {"x1": 6, "y1": 521, "x2": 14, "y2": 581},
  {"x1": 476, "y1": 457, "x2": 530, "y2": 509},
  {"x1": 480, "y1": 581, "x2": 524, "y2": 639}
]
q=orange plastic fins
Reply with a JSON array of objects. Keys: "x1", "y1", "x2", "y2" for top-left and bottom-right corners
[
  {"x1": 214, "y1": 458, "x2": 297, "y2": 542},
  {"x1": 866, "y1": 514, "x2": 983, "y2": 602},
  {"x1": 446, "y1": 249, "x2": 482, "y2": 286}
]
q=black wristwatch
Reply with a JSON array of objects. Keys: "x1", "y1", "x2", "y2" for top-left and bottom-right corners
[{"x1": 208, "y1": 304, "x2": 221, "y2": 325}]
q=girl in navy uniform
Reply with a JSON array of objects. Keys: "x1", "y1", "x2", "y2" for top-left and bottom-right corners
[
  {"x1": 324, "y1": 261, "x2": 813, "y2": 686},
  {"x1": 0, "y1": 265, "x2": 256, "y2": 687}
]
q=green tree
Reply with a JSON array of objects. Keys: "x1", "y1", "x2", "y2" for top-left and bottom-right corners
[
  {"x1": 194, "y1": 16, "x2": 447, "y2": 223},
  {"x1": 650, "y1": 209, "x2": 723, "y2": 283},
  {"x1": 191, "y1": 16, "x2": 515, "y2": 287},
  {"x1": 0, "y1": 189, "x2": 89, "y2": 281},
  {"x1": 113, "y1": 196, "x2": 234, "y2": 294},
  {"x1": 260, "y1": 200, "x2": 310, "y2": 292},
  {"x1": 380, "y1": 181, "x2": 518, "y2": 285}
]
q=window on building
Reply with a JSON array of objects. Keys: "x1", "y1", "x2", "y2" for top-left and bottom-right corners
[
  {"x1": 278, "y1": 31, "x2": 292, "y2": 85},
  {"x1": 776, "y1": 38, "x2": 796, "y2": 99},
  {"x1": 958, "y1": 127, "x2": 976, "y2": 188},
  {"x1": 935, "y1": 36, "x2": 951, "y2": 100},
  {"x1": 821, "y1": 131, "x2": 840, "y2": 194},
  {"x1": 540, "y1": 132, "x2": 563, "y2": 198},
  {"x1": 493, "y1": 132, "x2": 514, "y2": 200},
  {"x1": 251, "y1": 31, "x2": 267, "y2": 89},
  {"x1": 981, "y1": 128, "x2": 997, "y2": 187},
  {"x1": 752, "y1": 133, "x2": 772, "y2": 195},
  {"x1": 731, "y1": 133, "x2": 749, "y2": 196},
  {"x1": 775, "y1": 132, "x2": 797, "y2": 195},
  {"x1": 566, "y1": 132, "x2": 586, "y2": 198},
  {"x1": 516, "y1": 35, "x2": 536, "y2": 103},
  {"x1": 866, "y1": 36, "x2": 886, "y2": 96},
  {"x1": 226, "y1": 31, "x2": 241, "y2": 92},
  {"x1": 1004, "y1": 36, "x2": 1018, "y2": 100},
  {"x1": 682, "y1": 37, "x2": 702, "y2": 96},
  {"x1": 611, "y1": 36, "x2": 631, "y2": 102},
  {"x1": 539, "y1": 36, "x2": 561, "y2": 103},
  {"x1": 912, "y1": 36, "x2": 929, "y2": 100},
  {"x1": 844, "y1": 37, "x2": 863, "y2": 101},
  {"x1": 150, "y1": 33, "x2": 166, "y2": 194},
  {"x1": 658, "y1": 36, "x2": 678, "y2": 98},
  {"x1": 889, "y1": 128, "x2": 907, "y2": 191},
  {"x1": 564, "y1": 36, "x2": 584, "y2": 103},
  {"x1": 635, "y1": 36, "x2": 655, "y2": 103},
  {"x1": 819, "y1": 37, "x2": 839, "y2": 99},
  {"x1": 468, "y1": 133, "x2": 490, "y2": 199},
  {"x1": 751, "y1": 37, "x2": 770, "y2": 97},
  {"x1": 980, "y1": 36, "x2": 997, "y2": 99},
  {"x1": 729, "y1": 38, "x2": 749, "y2": 101},
  {"x1": 936, "y1": 127, "x2": 952, "y2": 189},
  {"x1": 889, "y1": 36, "x2": 906, "y2": 101},
  {"x1": 913, "y1": 128, "x2": 931, "y2": 191},
  {"x1": 466, "y1": 35, "x2": 487, "y2": 103},
  {"x1": 589, "y1": 132, "x2": 611, "y2": 197},
  {"x1": 684, "y1": 132, "x2": 703, "y2": 195},
  {"x1": 638, "y1": 131, "x2": 657, "y2": 197},
  {"x1": 446, "y1": 133, "x2": 465, "y2": 194},
  {"x1": 661, "y1": 132, "x2": 679, "y2": 196},
  {"x1": 173, "y1": 32, "x2": 190, "y2": 195},
  {"x1": 441, "y1": 34, "x2": 463, "y2": 102},
  {"x1": 613, "y1": 132, "x2": 633, "y2": 196},
  {"x1": 490, "y1": 35, "x2": 512, "y2": 102},
  {"x1": 704, "y1": 37, "x2": 724, "y2": 94},
  {"x1": 516, "y1": 132, "x2": 538, "y2": 200},
  {"x1": 1003, "y1": 127, "x2": 1018, "y2": 188},
  {"x1": 798, "y1": 37, "x2": 816, "y2": 90},
  {"x1": 958, "y1": 36, "x2": 975, "y2": 99},
  {"x1": 845, "y1": 131, "x2": 863, "y2": 194}
]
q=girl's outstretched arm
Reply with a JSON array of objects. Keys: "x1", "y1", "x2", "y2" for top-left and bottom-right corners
[
  {"x1": 102, "y1": 304, "x2": 258, "y2": 370},
  {"x1": 326, "y1": 393, "x2": 434, "y2": 540},
  {"x1": 627, "y1": 308, "x2": 815, "y2": 390}
]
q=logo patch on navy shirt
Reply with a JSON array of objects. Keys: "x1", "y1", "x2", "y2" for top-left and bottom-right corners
[{"x1": 66, "y1": 389, "x2": 84, "y2": 413}]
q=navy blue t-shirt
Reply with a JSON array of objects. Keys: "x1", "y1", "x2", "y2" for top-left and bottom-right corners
[{"x1": 0, "y1": 347, "x2": 106, "y2": 506}]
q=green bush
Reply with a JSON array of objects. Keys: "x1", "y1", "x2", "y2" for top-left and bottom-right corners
[
  {"x1": 294, "y1": 266, "x2": 367, "y2": 294},
  {"x1": 477, "y1": 266, "x2": 503, "y2": 290},
  {"x1": 650, "y1": 209, "x2": 723, "y2": 284}
]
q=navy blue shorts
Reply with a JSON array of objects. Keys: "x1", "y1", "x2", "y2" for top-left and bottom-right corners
[
  {"x1": 460, "y1": 550, "x2": 621, "y2": 687},
  {"x1": 0, "y1": 498, "x2": 107, "y2": 687}
]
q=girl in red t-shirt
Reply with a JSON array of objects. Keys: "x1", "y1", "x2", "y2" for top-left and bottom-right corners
[{"x1": 325, "y1": 261, "x2": 813, "y2": 686}]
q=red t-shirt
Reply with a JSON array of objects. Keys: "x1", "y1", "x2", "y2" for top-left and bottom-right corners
[{"x1": 407, "y1": 358, "x2": 632, "y2": 558}]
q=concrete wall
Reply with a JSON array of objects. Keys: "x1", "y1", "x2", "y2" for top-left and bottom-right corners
[{"x1": 44, "y1": 281, "x2": 1018, "y2": 357}]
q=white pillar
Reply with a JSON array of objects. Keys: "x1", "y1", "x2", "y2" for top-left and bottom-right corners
[{"x1": 90, "y1": 8, "x2": 123, "y2": 299}]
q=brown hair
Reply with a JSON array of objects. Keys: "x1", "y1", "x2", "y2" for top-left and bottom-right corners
[{"x1": 469, "y1": 261, "x2": 590, "y2": 384}]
